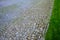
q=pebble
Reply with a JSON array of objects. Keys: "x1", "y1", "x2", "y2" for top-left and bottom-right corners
[
  {"x1": 32, "y1": 34, "x2": 35, "y2": 37},
  {"x1": 35, "y1": 29, "x2": 39, "y2": 32},
  {"x1": 34, "y1": 23, "x2": 36, "y2": 25},
  {"x1": 40, "y1": 28, "x2": 43, "y2": 31}
]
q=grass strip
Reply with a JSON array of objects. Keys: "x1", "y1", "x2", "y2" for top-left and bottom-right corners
[{"x1": 45, "y1": 0, "x2": 60, "y2": 40}]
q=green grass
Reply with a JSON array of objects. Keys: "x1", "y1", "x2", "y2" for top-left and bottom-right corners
[{"x1": 45, "y1": 0, "x2": 60, "y2": 40}]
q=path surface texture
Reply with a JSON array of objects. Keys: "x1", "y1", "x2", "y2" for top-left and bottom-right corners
[{"x1": 0, "y1": 0, "x2": 54, "y2": 40}]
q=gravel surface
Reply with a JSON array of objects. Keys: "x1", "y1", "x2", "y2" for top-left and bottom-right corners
[{"x1": 0, "y1": 0, "x2": 54, "y2": 40}]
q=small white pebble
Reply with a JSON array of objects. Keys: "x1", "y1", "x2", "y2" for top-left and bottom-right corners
[
  {"x1": 5, "y1": 32, "x2": 7, "y2": 33},
  {"x1": 23, "y1": 23, "x2": 25, "y2": 26},
  {"x1": 20, "y1": 34, "x2": 22, "y2": 36},
  {"x1": 34, "y1": 23, "x2": 36, "y2": 25},
  {"x1": 31, "y1": 16, "x2": 34, "y2": 18},
  {"x1": 35, "y1": 29, "x2": 39, "y2": 32},
  {"x1": 31, "y1": 39, "x2": 34, "y2": 40},
  {"x1": 16, "y1": 32, "x2": 19, "y2": 37},
  {"x1": 40, "y1": 28, "x2": 43, "y2": 31},
  {"x1": 16, "y1": 32, "x2": 19, "y2": 34},
  {"x1": 27, "y1": 37, "x2": 30, "y2": 39},
  {"x1": 9, "y1": 38, "x2": 12, "y2": 40},
  {"x1": 32, "y1": 34, "x2": 35, "y2": 37},
  {"x1": 39, "y1": 36, "x2": 41, "y2": 38}
]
